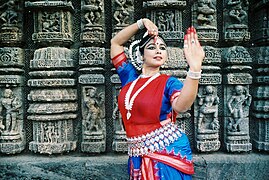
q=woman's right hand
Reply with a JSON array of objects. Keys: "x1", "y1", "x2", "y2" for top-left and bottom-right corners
[{"x1": 142, "y1": 18, "x2": 158, "y2": 36}]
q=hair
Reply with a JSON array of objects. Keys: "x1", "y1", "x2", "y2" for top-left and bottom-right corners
[{"x1": 138, "y1": 33, "x2": 166, "y2": 55}]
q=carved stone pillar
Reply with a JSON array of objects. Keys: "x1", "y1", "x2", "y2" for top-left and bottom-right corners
[
  {"x1": 0, "y1": 0, "x2": 23, "y2": 45},
  {"x1": 252, "y1": 46, "x2": 269, "y2": 151},
  {"x1": 223, "y1": 0, "x2": 250, "y2": 42},
  {"x1": 223, "y1": 46, "x2": 252, "y2": 152},
  {"x1": 80, "y1": 0, "x2": 105, "y2": 45},
  {"x1": 79, "y1": 47, "x2": 106, "y2": 153},
  {"x1": 251, "y1": 1, "x2": 269, "y2": 151},
  {"x1": 192, "y1": 0, "x2": 219, "y2": 42},
  {"x1": 111, "y1": 74, "x2": 127, "y2": 153},
  {"x1": 143, "y1": 0, "x2": 186, "y2": 42},
  {"x1": 194, "y1": 46, "x2": 221, "y2": 152},
  {"x1": 25, "y1": 1, "x2": 77, "y2": 154},
  {"x1": 0, "y1": 48, "x2": 25, "y2": 154}
]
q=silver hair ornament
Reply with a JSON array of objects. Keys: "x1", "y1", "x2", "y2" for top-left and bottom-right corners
[{"x1": 129, "y1": 40, "x2": 143, "y2": 71}]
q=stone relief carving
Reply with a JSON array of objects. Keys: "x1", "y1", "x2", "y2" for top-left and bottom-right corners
[
  {"x1": 0, "y1": 0, "x2": 18, "y2": 26},
  {"x1": 111, "y1": 75, "x2": 127, "y2": 152},
  {"x1": 227, "y1": 85, "x2": 252, "y2": 132},
  {"x1": 192, "y1": 0, "x2": 219, "y2": 42},
  {"x1": 197, "y1": 85, "x2": 220, "y2": 131},
  {"x1": 224, "y1": 0, "x2": 250, "y2": 41},
  {"x1": 41, "y1": 11, "x2": 60, "y2": 32},
  {"x1": 25, "y1": 1, "x2": 74, "y2": 45},
  {"x1": 81, "y1": 0, "x2": 105, "y2": 44},
  {"x1": 0, "y1": 0, "x2": 23, "y2": 44},
  {"x1": 144, "y1": 1, "x2": 186, "y2": 41},
  {"x1": 83, "y1": 86, "x2": 105, "y2": 132},
  {"x1": 113, "y1": 0, "x2": 133, "y2": 26},
  {"x1": 197, "y1": 0, "x2": 216, "y2": 29},
  {"x1": 0, "y1": 88, "x2": 22, "y2": 134}
]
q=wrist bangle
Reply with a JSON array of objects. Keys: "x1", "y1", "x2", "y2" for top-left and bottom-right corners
[
  {"x1": 137, "y1": 19, "x2": 145, "y2": 29},
  {"x1": 187, "y1": 69, "x2": 202, "y2": 79}
]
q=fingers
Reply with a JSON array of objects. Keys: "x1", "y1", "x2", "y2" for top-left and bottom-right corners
[
  {"x1": 184, "y1": 26, "x2": 201, "y2": 49},
  {"x1": 143, "y1": 18, "x2": 158, "y2": 36}
]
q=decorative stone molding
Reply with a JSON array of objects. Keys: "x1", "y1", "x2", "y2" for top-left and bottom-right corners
[{"x1": 28, "y1": 47, "x2": 77, "y2": 154}]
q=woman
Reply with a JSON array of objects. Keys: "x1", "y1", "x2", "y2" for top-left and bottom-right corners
[{"x1": 110, "y1": 18, "x2": 204, "y2": 179}]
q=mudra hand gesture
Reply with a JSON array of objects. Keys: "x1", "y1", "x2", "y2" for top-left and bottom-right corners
[{"x1": 142, "y1": 19, "x2": 204, "y2": 72}]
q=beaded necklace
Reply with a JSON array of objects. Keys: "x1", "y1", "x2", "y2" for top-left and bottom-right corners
[{"x1": 124, "y1": 73, "x2": 160, "y2": 120}]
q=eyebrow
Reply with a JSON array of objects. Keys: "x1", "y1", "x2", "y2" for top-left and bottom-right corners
[{"x1": 146, "y1": 42, "x2": 167, "y2": 48}]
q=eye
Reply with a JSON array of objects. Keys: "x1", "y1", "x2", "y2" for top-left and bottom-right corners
[
  {"x1": 160, "y1": 46, "x2": 167, "y2": 50},
  {"x1": 146, "y1": 45, "x2": 156, "y2": 50}
]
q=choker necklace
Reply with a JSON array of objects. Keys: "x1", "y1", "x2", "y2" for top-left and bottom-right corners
[{"x1": 124, "y1": 73, "x2": 160, "y2": 120}]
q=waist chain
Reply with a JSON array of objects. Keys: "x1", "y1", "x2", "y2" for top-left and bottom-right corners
[{"x1": 127, "y1": 122, "x2": 182, "y2": 157}]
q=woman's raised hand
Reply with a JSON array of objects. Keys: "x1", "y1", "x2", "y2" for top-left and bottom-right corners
[
  {"x1": 183, "y1": 27, "x2": 205, "y2": 72},
  {"x1": 142, "y1": 18, "x2": 158, "y2": 36}
]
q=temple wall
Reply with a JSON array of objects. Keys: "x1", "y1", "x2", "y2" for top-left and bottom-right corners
[{"x1": 0, "y1": 0, "x2": 268, "y2": 179}]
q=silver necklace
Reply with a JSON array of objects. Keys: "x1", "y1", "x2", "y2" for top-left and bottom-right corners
[{"x1": 124, "y1": 73, "x2": 160, "y2": 120}]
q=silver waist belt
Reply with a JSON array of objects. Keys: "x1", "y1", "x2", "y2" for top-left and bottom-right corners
[{"x1": 127, "y1": 122, "x2": 182, "y2": 157}]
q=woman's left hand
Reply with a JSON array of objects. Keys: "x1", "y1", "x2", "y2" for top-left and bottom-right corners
[{"x1": 183, "y1": 27, "x2": 205, "y2": 72}]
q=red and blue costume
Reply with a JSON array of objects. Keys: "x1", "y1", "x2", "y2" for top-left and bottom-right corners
[{"x1": 113, "y1": 52, "x2": 194, "y2": 180}]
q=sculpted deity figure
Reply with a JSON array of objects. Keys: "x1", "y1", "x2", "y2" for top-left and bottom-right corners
[
  {"x1": 1, "y1": 88, "x2": 21, "y2": 133},
  {"x1": 198, "y1": 85, "x2": 219, "y2": 130},
  {"x1": 112, "y1": 95, "x2": 124, "y2": 131},
  {"x1": 197, "y1": 0, "x2": 216, "y2": 28},
  {"x1": 227, "y1": 85, "x2": 252, "y2": 132},
  {"x1": 41, "y1": 11, "x2": 60, "y2": 32},
  {"x1": 83, "y1": 0, "x2": 102, "y2": 26},
  {"x1": 113, "y1": 0, "x2": 133, "y2": 26},
  {"x1": 84, "y1": 87, "x2": 104, "y2": 132},
  {"x1": 227, "y1": 0, "x2": 248, "y2": 25},
  {"x1": 0, "y1": 0, "x2": 18, "y2": 25}
]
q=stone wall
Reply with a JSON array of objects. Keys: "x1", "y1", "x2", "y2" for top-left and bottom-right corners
[{"x1": 0, "y1": 0, "x2": 268, "y2": 160}]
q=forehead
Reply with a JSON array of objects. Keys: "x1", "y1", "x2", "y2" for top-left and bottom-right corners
[{"x1": 146, "y1": 37, "x2": 166, "y2": 46}]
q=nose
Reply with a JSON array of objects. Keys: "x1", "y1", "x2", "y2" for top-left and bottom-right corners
[{"x1": 156, "y1": 48, "x2": 161, "y2": 54}]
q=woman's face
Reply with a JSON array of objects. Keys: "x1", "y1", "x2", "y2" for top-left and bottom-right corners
[{"x1": 142, "y1": 37, "x2": 168, "y2": 68}]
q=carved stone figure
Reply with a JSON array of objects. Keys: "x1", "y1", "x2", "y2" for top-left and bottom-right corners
[
  {"x1": 0, "y1": 0, "x2": 18, "y2": 25},
  {"x1": 112, "y1": 95, "x2": 124, "y2": 131},
  {"x1": 227, "y1": 0, "x2": 248, "y2": 27},
  {"x1": 1, "y1": 88, "x2": 21, "y2": 133},
  {"x1": 84, "y1": 87, "x2": 104, "y2": 132},
  {"x1": 156, "y1": 11, "x2": 175, "y2": 31},
  {"x1": 227, "y1": 85, "x2": 252, "y2": 132},
  {"x1": 41, "y1": 11, "x2": 60, "y2": 32},
  {"x1": 113, "y1": 0, "x2": 133, "y2": 26},
  {"x1": 197, "y1": 0, "x2": 216, "y2": 29},
  {"x1": 83, "y1": 0, "x2": 102, "y2": 26},
  {"x1": 198, "y1": 85, "x2": 219, "y2": 130}
]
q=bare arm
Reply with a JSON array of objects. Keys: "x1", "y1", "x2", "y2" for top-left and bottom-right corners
[
  {"x1": 172, "y1": 27, "x2": 205, "y2": 113},
  {"x1": 110, "y1": 18, "x2": 158, "y2": 59}
]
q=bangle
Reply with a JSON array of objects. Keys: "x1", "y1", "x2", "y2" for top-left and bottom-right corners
[
  {"x1": 137, "y1": 19, "x2": 145, "y2": 29},
  {"x1": 187, "y1": 69, "x2": 202, "y2": 79}
]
